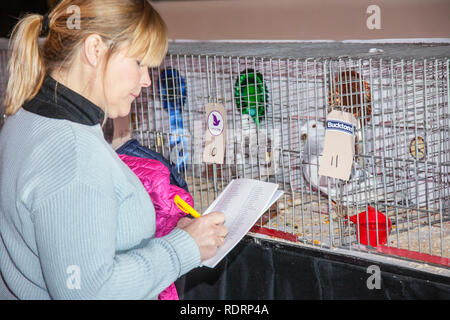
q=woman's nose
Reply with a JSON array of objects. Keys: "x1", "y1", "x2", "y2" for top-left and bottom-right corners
[{"x1": 141, "y1": 67, "x2": 151, "y2": 88}]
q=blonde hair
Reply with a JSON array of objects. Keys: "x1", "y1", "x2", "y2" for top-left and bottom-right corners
[{"x1": 4, "y1": 0, "x2": 168, "y2": 117}]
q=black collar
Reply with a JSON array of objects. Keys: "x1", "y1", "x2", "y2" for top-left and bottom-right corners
[{"x1": 23, "y1": 75, "x2": 105, "y2": 126}]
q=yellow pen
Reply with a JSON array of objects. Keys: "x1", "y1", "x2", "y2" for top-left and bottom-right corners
[{"x1": 174, "y1": 195, "x2": 201, "y2": 219}]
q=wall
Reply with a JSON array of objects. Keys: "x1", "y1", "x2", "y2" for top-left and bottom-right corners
[{"x1": 152, "y1": 0, "x2": 450, "y2": 41}]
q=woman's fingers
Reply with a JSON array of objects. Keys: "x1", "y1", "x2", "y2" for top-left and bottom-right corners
[
  {"x1": 181, "y1": 211, "x2": 228, "y2": 261},
  {"x1": 204, "y1": 211, "x2": 225, "y2": 225},
  {"x1": 215, "y1": 224, "x2": 228, "y2": 238},
  {"x1": 216, "y1": 236, "x2": 225, "y2": 247}
]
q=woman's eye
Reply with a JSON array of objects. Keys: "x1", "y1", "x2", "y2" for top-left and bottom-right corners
[{"x1": 136, "y1": 60, "x2": 142, "y2": 67}]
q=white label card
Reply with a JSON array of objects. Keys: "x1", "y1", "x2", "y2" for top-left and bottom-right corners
[
  {"x1": 203, "y1": 103, "x2": 226, "y2": 164},
  {"x1": 318, "y1": 110, "x2": 358, "y2": 181}
]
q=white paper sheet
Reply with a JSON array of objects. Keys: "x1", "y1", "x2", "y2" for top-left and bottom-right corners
[{"x1": 201, "y1": 178, "x2": 283, "y2": 268}]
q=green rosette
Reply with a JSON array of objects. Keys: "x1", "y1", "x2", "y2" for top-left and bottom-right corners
[{"x1": 234, "y1": 69, "x2": 267, "y2": 126}]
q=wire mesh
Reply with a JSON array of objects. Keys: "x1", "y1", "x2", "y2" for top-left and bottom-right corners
[{"x1": 131, "y1": 45, "x2": 449, "y2": 263}]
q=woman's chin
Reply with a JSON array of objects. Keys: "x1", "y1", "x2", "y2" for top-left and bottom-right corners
[
  {"x1": 120, "y1": 106, "x2": 132, "y2": 117},
  {"x1": 107, "y1": 105, "x2": 131, "y2": 119}
]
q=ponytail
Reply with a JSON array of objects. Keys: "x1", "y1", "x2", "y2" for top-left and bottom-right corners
[{"x1": 4, "y1": 14, "x2": 47, "y2": 115}]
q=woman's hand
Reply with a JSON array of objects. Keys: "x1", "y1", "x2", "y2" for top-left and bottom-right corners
[
  {"x1": 180, "y1": 211, "x2": 228, "y2": 261},
  {"x1": 176, "y1": 216, "x2": 194, "y2": 229}
]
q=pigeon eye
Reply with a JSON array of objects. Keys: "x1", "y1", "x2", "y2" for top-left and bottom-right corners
[{"x1": 312, "y1": 124, "x2": 316, "y2": 128}]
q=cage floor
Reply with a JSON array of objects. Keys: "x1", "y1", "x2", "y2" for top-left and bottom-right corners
[
  {"x1": 387, "y1": 220, "x2": 449, "y2": 258},
  {"x1": 186, "y1": 176, "x2": 449, "y2": 259},
  {"x1": 262, "y1": 194, "x2": 449, "y2": 259}
]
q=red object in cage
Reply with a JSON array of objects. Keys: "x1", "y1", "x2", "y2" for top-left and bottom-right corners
[{"x1": 348, "y1": 206, "x2": 392, "y2": 247}]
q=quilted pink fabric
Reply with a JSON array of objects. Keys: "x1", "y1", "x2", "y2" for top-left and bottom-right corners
[{"x1": 118, "y1": 154, "x2": 194, "y2": 300}]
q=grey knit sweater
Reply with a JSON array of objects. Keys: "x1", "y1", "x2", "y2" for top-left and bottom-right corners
[{"x1": 0, "y1": 108, "x2": 201, "y2": 299}]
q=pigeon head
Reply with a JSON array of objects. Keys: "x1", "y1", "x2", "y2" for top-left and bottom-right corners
[{"x1": 300, "y1": 120, "x2": 326, "y2": 157}]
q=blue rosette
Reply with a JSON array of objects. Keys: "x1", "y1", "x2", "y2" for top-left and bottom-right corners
[{"x1": 159, "y1": 68, "x2": 188, "y2": 170}]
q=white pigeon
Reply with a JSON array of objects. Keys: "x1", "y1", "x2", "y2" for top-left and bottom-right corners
[{"x1": 299, "y1": 119, "x2": 401, "y2": 206}]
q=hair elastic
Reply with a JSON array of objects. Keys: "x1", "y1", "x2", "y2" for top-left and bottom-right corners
[{"x1": 41, "y1": 13, "x2": 50, "y2": 37}]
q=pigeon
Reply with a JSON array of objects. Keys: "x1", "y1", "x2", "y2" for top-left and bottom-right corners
[{"x1": 299, "y1": 119, "x2": 401, "y2": 206}]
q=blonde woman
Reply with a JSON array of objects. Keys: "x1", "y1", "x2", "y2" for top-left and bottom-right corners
[{"x1": 0, "y1": 0, "x2": 227, "y2": 300}]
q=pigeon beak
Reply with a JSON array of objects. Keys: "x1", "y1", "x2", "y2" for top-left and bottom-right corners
[{"x1": 301, "y1": 133, "x2": 308, "y2": 141}]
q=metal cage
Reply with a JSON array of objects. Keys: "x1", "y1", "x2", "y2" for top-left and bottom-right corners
[{"x1": 130, "y1": 42, "x2": 449, "y2": 267}]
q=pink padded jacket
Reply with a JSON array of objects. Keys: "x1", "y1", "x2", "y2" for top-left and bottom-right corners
[{"x1": 118, "y1": 154, "x2": 194, "y2": 300}]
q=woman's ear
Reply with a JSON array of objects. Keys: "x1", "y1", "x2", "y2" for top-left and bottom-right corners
[{"x1": 83, "y1": 34, "x2": 106, "y2": 68}]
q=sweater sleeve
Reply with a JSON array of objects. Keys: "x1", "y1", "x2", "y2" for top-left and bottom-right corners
[{"x1": 32, "y1": 178, "x2": 201, "y2": 299}]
